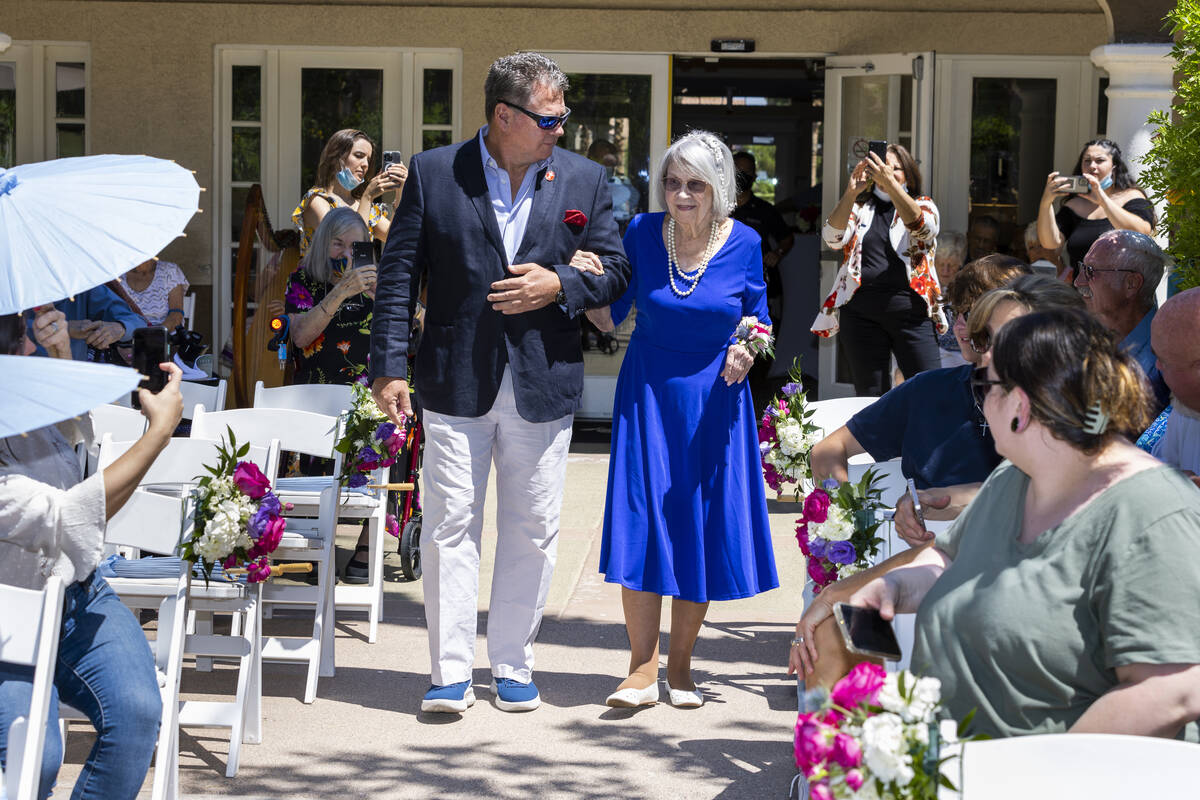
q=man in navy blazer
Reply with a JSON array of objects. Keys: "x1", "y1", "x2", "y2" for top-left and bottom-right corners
[{"x1": 370, "y1": 52, "x2": 629, "y2": 714}]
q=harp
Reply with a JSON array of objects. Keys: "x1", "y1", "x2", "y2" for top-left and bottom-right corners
[{"x1": 230, "y1": 185, "x2": 301, "y2": 407}]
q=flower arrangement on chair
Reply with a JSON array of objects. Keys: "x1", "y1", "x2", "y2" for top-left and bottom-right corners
[
  {"x1": 793, "y1": 662, "x2": 972, "y2": 800},
  {"x1": 759, "y1": 358, "x2": 822, "y2": 498},
  {"x1": 335, "y1": 381, "x2": 407, "y2": 489},
  {"x1": 181, "y1": 428, "x2": 288, "y2": 584},
  {"x1": 796, "y1": 473, "x2": 886, "y2": 594}
]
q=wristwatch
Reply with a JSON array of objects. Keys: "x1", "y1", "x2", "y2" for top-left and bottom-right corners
[{"x1": 554, "y1": 288, "x2": 567, "y2": 306}]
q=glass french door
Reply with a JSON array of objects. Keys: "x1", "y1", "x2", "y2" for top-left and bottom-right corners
[
  {"x1": 548, "y1": 52, "x2": 670, "y2": 420},
  {"x1": 819, "y1": 52, "x2": 935, "y2": 398}
]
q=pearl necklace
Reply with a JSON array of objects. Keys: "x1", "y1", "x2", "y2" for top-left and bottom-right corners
[{"x1": 667, "y1": 217, "x2": 721, "y2": 298}]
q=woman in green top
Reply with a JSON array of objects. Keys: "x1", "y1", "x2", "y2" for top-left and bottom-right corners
[{"x1": 792, "y1": 308, "x2": 1200, "y2": 740}]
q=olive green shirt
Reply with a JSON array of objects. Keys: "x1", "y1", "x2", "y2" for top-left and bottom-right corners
[{"x1": 912, "y1": 461, "x2": 1200, "y2": 741}]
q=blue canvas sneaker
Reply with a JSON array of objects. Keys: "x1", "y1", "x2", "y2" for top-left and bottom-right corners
[
  {"x1": 491, "y1": 677, "x2": 540, "y2": 712},
  {"x1": 421, "y1": 680, "x2": 475, "y2": 713}
]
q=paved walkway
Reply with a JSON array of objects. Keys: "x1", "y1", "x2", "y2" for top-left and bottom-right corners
[{"x1": 60, "y1": 430, "x2": 806, "y2": 799}]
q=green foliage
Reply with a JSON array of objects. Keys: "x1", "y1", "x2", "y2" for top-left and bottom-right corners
[{"x1": 1139, "y1": 0, "x2": 1200, "y2": 291}]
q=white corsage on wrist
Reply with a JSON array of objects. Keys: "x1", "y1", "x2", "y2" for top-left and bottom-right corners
[{"x1": 731, "y1": 316, "x2": 774, "y2": 360}]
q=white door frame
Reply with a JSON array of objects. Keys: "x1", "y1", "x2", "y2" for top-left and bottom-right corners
[{"x1": 819, "y1": 52, "x2": 935, "y2": 399}]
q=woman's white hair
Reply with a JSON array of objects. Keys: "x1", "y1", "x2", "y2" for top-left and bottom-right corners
[
  {"x1": 300, "y1": 206, "x2": 369, "y2": 283},
  {"x1": 654, "y1": 130, "x2": 737, "y2": 221}
]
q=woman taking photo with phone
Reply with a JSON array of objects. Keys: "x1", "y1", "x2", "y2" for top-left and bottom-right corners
[
  {"x1": 284, "y1": 206, "x2": 380, "y2": 581},
  {"x1": 293, "y1": 128, "x2": 407, "y2": 256},
  {"x1": 792, "y1": 307, "x2": 1200, "y2": 741},
  {"x1": 1036, "y1": 138, "x2": 1155, "y2": 281},
  {"x1": 813, "y1": 143, "x2": 946, "y2": 396}
]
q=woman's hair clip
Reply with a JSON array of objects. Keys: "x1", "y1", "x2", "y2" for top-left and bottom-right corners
[{"x1": 1082, "y1": 401, "x2": 1110, "y2": 435}]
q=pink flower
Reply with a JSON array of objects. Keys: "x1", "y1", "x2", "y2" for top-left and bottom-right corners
[
  {"x1": 257, "y1": 516, "x2": 285, "y2": 554},
  {"x1": 831, "y1": 662, "x2": 887, "y2": 711},
  {"x1": 809, "y1": 781, "x2": 834, "y2": 800},
  {"x1": 830, "y1": 732, "x2": 862, "y2": 769},
  {"x1": 794, "y1": 713, "x2": 835, "y2": 773},
  {"x1": 803, "y1": 489, "x2": 831, "y2": 524},
  {"x1": 221, "y1": 554, "x2": 238, "y2": 569},
  {"x1": 763, "y1": 462, "x2": 782, "y2": 491},
  {"x1": 845, "y1": 769, "x2": 865, "y2": 792},
  {"x1": 245, "y1": 556, "x2": 272, "y2": 583},
  {"x1": 385, "y1": 513, "x2": 400, "y2": 537},
  {"x1": 795, "y1": 523, "x2": 810, "y2": 555},
  {"x1": 807, "y1": 557, "x2": 837, "y2": 587},
  {"x1": 233, "y1": 461, "x2": 271, "y2": 499}
]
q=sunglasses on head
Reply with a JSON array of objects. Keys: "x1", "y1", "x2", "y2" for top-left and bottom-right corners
[
  {"x1": 1079, "y1": 261, "x2": 1139, "y2": 281},
  {"x1": 663, "y1": 177, "x2": 709, "y2": 194},
  {"x1": 502, "y1": 100, "x2": 571, "y2": 130}
]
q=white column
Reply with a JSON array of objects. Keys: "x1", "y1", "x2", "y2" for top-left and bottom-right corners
[{"x1": 1090, "y1": 43, "x2": 1174, "y2": 301}]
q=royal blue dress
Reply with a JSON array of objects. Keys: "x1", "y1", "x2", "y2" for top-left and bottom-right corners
[{"x1": 599, "y1": 212, "x2": 779, "y2": 603}]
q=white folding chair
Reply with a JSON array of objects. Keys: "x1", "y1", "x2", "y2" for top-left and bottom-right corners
[
  {"x1": 0, "y1": 577, "x2": 65, "y2": 800},
  {"x1": 91, "y1": 436, "x2": 280, "y2": 783},
  {"x1": 178, "y1": 379, "x2": 227, "y2": 420},
  {"x1": 198, "y1": 402, "x2": 389, "y2": 643},
  {"x1": 180, "y1": 294, "x2": 196, "y2": 330},
  {"x1": 191, "y1": 407, "x2": 348, "y2": 696},
  {"x1": 810, "y1": 396, "x2": 879, "y2": 466},
  {"x1": 87, "y1": 404, "x2": 148, "y2": 476},
  {"x1": 939, "y1": 733, "x2": 1200, "y2": 799}
]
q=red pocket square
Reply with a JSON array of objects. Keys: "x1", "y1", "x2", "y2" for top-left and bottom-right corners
[{"x1": 563, "y1": 209, "x2": 588, "y2": 228}]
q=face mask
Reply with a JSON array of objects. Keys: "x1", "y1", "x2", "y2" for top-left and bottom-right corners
[
  {"x1": 604, "y1": 165, "x2": 616, "y2": 180},
  {"x1": 330, "y1": 256, "x2": 349, "y2": 275},
  {"x1": 1099, "y1": 174, "x2": 1114, "y2": 191},
  {"x1": 336, "y1": 167, "x2": 362, "y2": 191},
  {"x1": 735, "y1": 170, "x2": 755, "y2": 194},
  {"x1": 872, "y1": 185, "x2": 892, "y2": 203}
]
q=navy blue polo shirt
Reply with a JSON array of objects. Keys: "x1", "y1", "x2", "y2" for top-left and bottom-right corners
[{"x1": 846, "y1": 364, "x2": 1001, "y2": 489}]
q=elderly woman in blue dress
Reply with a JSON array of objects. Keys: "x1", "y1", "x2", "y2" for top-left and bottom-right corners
[{"x1": 584, "y1": 131, "x2": 779, "y2": 709}]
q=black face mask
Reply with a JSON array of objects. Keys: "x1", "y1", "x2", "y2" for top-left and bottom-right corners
[{"x1": 735, "y1": 170, "x2": 755, "y2": 194}]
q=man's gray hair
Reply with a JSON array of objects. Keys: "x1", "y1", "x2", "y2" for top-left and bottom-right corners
[
  {"x1": 484, "y1": 52, "x2": 569, "y2": 122},
  {"x1": 654, "y1": 131, "x2": 737, "y2": 222},
  {"x1": 1095, "y1": 229, "x2": 1165, "y2": 309},
  {"x1": 937, "y1": 231, "x2": 966, "y2": 264},
  {"x1": 1024, "y1": 221, "x2": 1041, "y2": 249},
  {"x1": 300, "y1": 206, "x2": 369, "y2": 283}
]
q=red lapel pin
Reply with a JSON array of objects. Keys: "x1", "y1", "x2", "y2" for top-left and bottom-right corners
[{"x1": 545, "y1": 169, "x2": 555, "y2": 182}]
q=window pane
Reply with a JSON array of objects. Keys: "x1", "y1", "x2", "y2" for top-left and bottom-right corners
[
  {"x1": 560, "y1": 73, "x2": 653, "y2": 231},
  {"x1": 728, "y1": 141, "x2": 777, "y2": 205},
  {"x1": 0, "y1": 64, "x2": 14, "y2": 169},
  {"x1": 232, "y1": 65, "x2": 261, "y2": 122},
  {"x1": 839, "y1": 75, "x2": 888, "y2": 193},
  {"x1": 231, "y1": 186, "x2": 250, "y2": 244},
  {"x1": 231, "y1": 127, "x2": 261, "y2": 182},
  {"x1": 422, "y1": 130, "x2": 452, "y2": 151},
  {"x1": 56, "y1": 62, "x2": 85, "y2": 118},
  {"x1": 968, "y1": 77, "x2": 1056, "y2": 255},
  {"x1": 423, "y1": 69, "x2": 452, "y2": 125},
  {"x1": 56, "y1": 123, "x2": 85, "y2": 158},
  {"x1": 300, "y1": 68, "x2": 383, "y2": 195}
]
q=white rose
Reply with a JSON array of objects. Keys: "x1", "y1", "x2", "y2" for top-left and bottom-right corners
[
  {"x1": 938, "y1": 718, "x2": 960, "y2": 745},
  {"x1": 777, "y1": 419, "x2": 805, "y2": 456},
  {"x1": 862, "y1": 714, "x2": 907, "y2": 782},
  {"x1": 909, "y1": 676, "x2": 942, "y2": 723},
  {"x1": 812, "y1": 505, "x2": 854, "y2": 542},
  {"x1": 877, "y1": 674, "x2": 905, "y2": 714}
]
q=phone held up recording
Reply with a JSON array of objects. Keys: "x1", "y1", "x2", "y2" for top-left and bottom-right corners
[
  {"x1": 130, "y1": 326, "x2": 169, "y2": 409},
  {"x1": 834, "y1": 603, "x2": 903, "y2": 662},
  {"x1": 381, "y1": 150, "x2": 402, "y2": 171},
  {"x1": 868, "y1": 139, "x2": 888, "y2": 163},
  {"x1": 1059, "y1": 175, "x2": 1091, "y2": 194}
]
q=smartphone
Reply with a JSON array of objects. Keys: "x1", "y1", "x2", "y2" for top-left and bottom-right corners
[
  {"x1": 906, "y1": 478, "x2": 926, "y2": 529},
  {"x1": 130, "y1": 326, "x2": 169, "y2": 409},
  {"x1": 834, "y1": 604, "x2": 903, "y2": 661},
  {"x1": 351, "y1": 240, "x2": 375, "y2": 270},
  {"x1": 1060, "y1": 175, "x2": 1091, "y2": 193},
  {"x1": 381, "y1": 150, "x2": 402, "y2": 171},
  {"x1": 868, "y1": 140, "x2": 888, "y2": 162}
]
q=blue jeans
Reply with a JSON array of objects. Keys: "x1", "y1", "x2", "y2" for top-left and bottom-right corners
[{"x1": 0, "y1": 574, "x2": 160, "y2": 800}]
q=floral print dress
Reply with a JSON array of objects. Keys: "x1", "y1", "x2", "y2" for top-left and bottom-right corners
[
  {"x1": 292, "y1": 188, "x2": 387, "y2": 257},
  {"x1": 283, "y1": 266, "x2": 373, "y2": 386}
]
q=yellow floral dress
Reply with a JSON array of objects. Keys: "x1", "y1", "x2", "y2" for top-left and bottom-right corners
[{"x1": 292, "y1": 188, "x2": 387, "y2": 256}]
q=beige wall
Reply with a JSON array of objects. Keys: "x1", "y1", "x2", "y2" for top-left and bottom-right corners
[{"x1": 3, "y1": 0, "x2": 1110, "y2": 332}]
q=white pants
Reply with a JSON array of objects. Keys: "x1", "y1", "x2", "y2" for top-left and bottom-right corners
[{"x1": 420, "y1": 369, "x2": 573, "y2": 685}]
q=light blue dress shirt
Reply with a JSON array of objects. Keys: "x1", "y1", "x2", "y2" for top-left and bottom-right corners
[{"x1": 478, "y1": 127, "x2": 551, "y2": 265}]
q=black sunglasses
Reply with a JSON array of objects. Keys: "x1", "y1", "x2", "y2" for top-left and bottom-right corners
[
  {"x1": 970, "y1": 367, "x2": 1006, "y2": 404},
  {"x1": 502, "y1": 100, "x2": 571, "y2": 130},
  {"x1": 1079, "y1": 261, "x2": 1140, "y2": 281}
]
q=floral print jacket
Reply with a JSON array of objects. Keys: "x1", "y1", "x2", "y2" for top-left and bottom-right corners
[{"x1": 811, "y1": 196, "x2": 947, "y2": 338}]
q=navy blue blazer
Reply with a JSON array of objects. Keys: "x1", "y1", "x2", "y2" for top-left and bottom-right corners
[{"x1": 369, "y1": 134, "x2": 630, "y2": 423}]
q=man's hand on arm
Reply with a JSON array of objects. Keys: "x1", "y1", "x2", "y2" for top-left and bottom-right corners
[
  {"x1": 85, "y1": 321, "x2": 127, "y2": 349},
  {"x1": 487, "y1": 263, "x2": 562, "y2": 315},
  {"x1": 372, "y1": 377, "x2": 412, "y2": 427}
]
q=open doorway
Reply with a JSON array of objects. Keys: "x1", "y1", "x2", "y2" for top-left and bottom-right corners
[{"x1": 673, "y1": 56, "x2": 826, "y2": 401}]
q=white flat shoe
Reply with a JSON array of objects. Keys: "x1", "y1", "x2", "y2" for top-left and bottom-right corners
[
  {"x1": 667, "y1": 684, "x2": 704, "y2": 708},
  {"x1": 605, "y1": 682, "x2": 660, "y2": 708}
]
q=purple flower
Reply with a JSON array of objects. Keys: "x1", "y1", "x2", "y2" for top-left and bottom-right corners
[
  {"x1": 248, "y1": 505, "x2": 272, "y2": 538},
  {"x1": 284, "y1": 282, "x2": 315, "y2": 310},
  {"x1": 781, "y1": 382, "x2": 802, "y2": 396},
  {"x1": 258, "y1": 491, "x2": 281, "y2": 517},
  {"x1": 827, "y1": 540, "x2": 857, "y2": 565},
  {"x1": 808, "y1": 537, "x2": 828, "y2": 559},
  {"x1": 375, "y1": 422, "x2": 396, "y2": 442},
  {"x1": 355, "y1": 446, "x2": 381, "y2": 470},
  {"x1": 347, "y1": 473, "x2": 369, "y2": 488},
  {"x1": 821, "y1": 478, "x2": 840, "y2": 491}
]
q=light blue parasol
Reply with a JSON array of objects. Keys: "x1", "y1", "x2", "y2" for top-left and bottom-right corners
[
  {"x1": 0, "y1": 355, "x2": 140, "y2": 438},
  {"x1": 0, "y1": 154, "x2": 201, "y2": 315}
]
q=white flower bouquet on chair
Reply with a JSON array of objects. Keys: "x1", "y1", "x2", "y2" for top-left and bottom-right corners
[
  {"x1": 794, "y1": 663, "x2": 974, "y2": 800},
  {"x1": 181, "y1": 427, "x2": 288, "y2": 583},
  {"x1": 759, "y1": 358, "x2": 822, "y2": 498}
]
